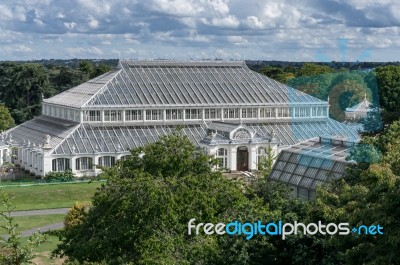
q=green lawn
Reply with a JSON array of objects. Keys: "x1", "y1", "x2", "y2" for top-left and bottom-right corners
[
  {"x1": 0, "y1": 182, "x2": 102, "y2": 211},
  {"x1": 31, "y1": 234, "x2": 65, "y2": 265},
  {"x1": 1, "y1": 214, "x2": 66, "y2": 232}
]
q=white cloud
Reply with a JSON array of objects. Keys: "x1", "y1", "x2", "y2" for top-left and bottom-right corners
[
  {"x1": 244, "y1": 16, "x2": 264, "y2": 29},
  {"x1": 0, "y1": 4, "x2": 13, "y2": 20},
  {"x1": 88, "y1": 46, "x2": 103, "y2": 55},
  {"x1": 187, "y1": 30, "x2": 210, "y2": 42},
  {"x1": 64, "y1": 22, "x2": 77, "y2": 30},
  {"x1": 57, "y1": 11, "x2": 65, "y2": 18},
  {"x1": 76, "y1": 0, "x2": 112, "y2": 15},
  {"x1": 227, "y1": 36, "x2": 248, "y2": 45},
  {"x1": 211, "y1": 15, "x2": 240, "y2": 28},
  {"x1": 151, "y1": 0, "x2": 204, "y2": 17},
  {"x1": 88, "y1": 17, "x2": 99, "y2": 29},
  {"x1": 126, "y1": 48, "x2": 137, "y2": 54},
  {"x1": 15, "y1": 45, "x2": 33, "y2": 52}
]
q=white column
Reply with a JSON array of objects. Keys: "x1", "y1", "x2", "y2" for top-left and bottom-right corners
[
  {"x1": 71, "y1": 156, "x2": 76, "y2": 174},
  {"x1": 42, "y1": 152, "x2": 53, "y2": 176},
  {"x1": 230, "y1": 146, "x2": 237, "y2": 171},
  {"x1": 249, "y1": 146, "x2": 257, "y2": 171}
]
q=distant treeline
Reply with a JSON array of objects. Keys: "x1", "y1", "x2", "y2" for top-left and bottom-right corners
[
  {"x1": 0, "y1": 60, "x2": 113, "y2": 125},
  {"x1": 246, "y1": 60, "x2": 400, "y2": 71},
  {"x1": 0, "y1": 59, "x2": 400, "y2": 130},
  {"x1": 253, "y1": 62, "x2": 400, "y2": 127}
]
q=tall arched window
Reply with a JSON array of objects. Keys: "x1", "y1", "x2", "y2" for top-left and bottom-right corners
[
  {"x1": 52, "y1": 158, "x2": 70, "y2": 171},
  {"x1": 216, "y1": 148, "x2": 228, "y2": 169},
  {"x1": 257, "y1": 147, "x2": 267, "y2": 164},
  {"x1": 98, "y1": 156, "x2": 116, "y2": 167},
  {"x1": 76, "y1": 157, "x2": 93, "y2": 170}
]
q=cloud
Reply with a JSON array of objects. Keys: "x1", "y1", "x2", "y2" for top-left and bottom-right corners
[
  {"x1": 88, "y1": 16, "x2": 100, "y2": 29},
  {"x1": 0, "y1": 0, "x2": 399, "y2": 61},
  {"x1": 0, "y1": 4, "x2": 13, "y2": 20},
  {"x1": 211, "y1": 15, "x2": 240, "y2": 28}
]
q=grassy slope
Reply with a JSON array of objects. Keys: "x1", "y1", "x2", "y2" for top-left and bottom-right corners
[{"x1": 0, "y1": 182, "x2": 102, "y2": 211}]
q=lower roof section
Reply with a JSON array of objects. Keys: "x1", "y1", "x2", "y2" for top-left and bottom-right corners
[
  {"x1": 6, "y1": 115, "x2": 79, "y2": 150},
  {"x1": 269, "y1": 137, "x2": 355, "y2": 191},
  {"x1": 51, "y1": 118, "x2": 359, "y2": 155},
  {"x1": 6, "y1": 115, "x2": 360, "y2": 156}
]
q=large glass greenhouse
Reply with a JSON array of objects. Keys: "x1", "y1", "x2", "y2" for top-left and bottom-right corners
[{"x1": 2, "y1": 60, "x2": 359, "y2": 189}]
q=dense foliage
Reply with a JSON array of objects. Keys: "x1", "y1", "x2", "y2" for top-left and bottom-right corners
[
  {"x1": 55, "y1": 128, "x2": 400, "y2": 264},
  {"x1": 0, "y1": 60, "x2": 112, "y2": 124},
  {"x1": 0, "y1": 104, "x2": 14, "y2": 131}
]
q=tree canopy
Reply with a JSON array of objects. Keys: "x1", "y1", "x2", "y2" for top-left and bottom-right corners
[{"x1": 0, "y1": 104, "x2": 14, "y2": 132}]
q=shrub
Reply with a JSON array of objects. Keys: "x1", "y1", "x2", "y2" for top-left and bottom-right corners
[{"x1": 43, "y1": 170, "x2": 74, "y2": 182}]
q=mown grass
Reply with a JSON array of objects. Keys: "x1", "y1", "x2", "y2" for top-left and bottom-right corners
[
  {"x1": 0, "y1": 182, "x2": 102, "y2": 211},
  {"x1": 31, "y1": 234, "x2": 65, "y2": 265},
  {"x1": 1, "y1": 214, "x2": 66, "y2": 232}
]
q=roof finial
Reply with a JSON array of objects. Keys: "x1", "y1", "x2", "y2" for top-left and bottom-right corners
[
  {"x1": 364, "y1": 93, "x2": 367, "y2": 101},
  {"x1": 327, "y1": 96, "x2": 330, "y2": 103}
]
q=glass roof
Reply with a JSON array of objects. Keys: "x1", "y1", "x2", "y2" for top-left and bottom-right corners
[
  {"x1": 7, "y1": 114, "x2": 359, "y2": 156},
  {"x1": 269, "y1": 138, "x2": 354, "y2": 190},
  {"x1": 44, "y1": 60, "x2": 325, "y2": 109}
]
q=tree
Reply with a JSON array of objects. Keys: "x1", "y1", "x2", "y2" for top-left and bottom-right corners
[
  {"x1": 307, "y1": 120, "x2": 400, "y2": 265},
  {"x1": 256, "y1": 146, "x2": 276, "y2": 178},
  {"x1": 259, "y1": 66, "x2": 294, "y2": 84},
  {"x1": 78, "y1": 60, "x2": 95, "y2": 79},
  {"x1": 297, "y1": 63, "x2": 333, "y2": 77},
  {"x1": 0, "y1": 191, "x2": 46, "y2": 264},
  {"x1": 376, "y1": 65, "x2": 400, "y2": 112},
  {"x1": 2, "y1": 64, "x2": 54, "y2": 124},
  {"x1": 287, "y1": 73, "x2": 334, "y2": 100},
  {"x1": 93, "y1": 63, "x2": 112, "y2": 78},
  {"x1": 0, "y1": 105, "x2": 14, "y2": 132},
  {"x1": 119, "y1": 131, "x2": 216, "y2": 178},
  {"x1": 52, "y1": 66, "x2": 89, "y2": 93},
  {"x1": 327, "y1": 72, "x2": 369, "y2": 121},
  {"x1": 55, "y1": 133, "x2": 292, "y2": 265}
]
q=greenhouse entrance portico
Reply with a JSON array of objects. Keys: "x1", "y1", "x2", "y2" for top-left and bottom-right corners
[{"x1": 3, "y1": 60, "x2": 359, "y2": 177}]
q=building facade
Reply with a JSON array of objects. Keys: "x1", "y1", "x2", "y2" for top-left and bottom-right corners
[{"x1": 3, "y1": 60, "x2": 359, "y2": 177}]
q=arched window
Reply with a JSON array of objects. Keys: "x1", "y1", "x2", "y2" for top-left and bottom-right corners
[
  {"x1": 52, "y1": 158, "x2": 70, "y2": 171},
  {"x1": 257, "y1": 147, "x2": 267, "y2": 166},
  {"x1": 215, "y1": 148, "x2": 228, "y2": 169},
  {"x1": 98, "y1": 156, "x2": 116, "y2": 167},
  {"x1": 76, "y1": 157, "x2": 93, "y2": 170}
]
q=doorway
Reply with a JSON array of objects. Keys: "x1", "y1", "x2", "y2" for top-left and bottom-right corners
[{"x1": 237, "y1": 146, "x2": 249, "y2": 171}]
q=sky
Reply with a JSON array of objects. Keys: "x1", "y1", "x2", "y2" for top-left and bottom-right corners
[{"x1": 0, "y1": 0, "x2": 399, "y2": 61}]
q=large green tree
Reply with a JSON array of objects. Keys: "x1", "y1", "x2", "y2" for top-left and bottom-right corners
[
  {"x1": 55, "y1": 133, "x2": 275, "y2": 264},
  {"x1": 308, "y1": 120, "x2": 400, "y2": 265},
  {"x1": 0, "y1": 104, "x2": 14, "y2": 131},
  {"x1": 1, "y1": 64, "x2": 54, "y2": 124}
]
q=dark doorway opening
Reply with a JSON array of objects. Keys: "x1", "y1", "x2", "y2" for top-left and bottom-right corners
[{"x1": 237, "y1": 146, "x2": 249, "y2": 171}]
